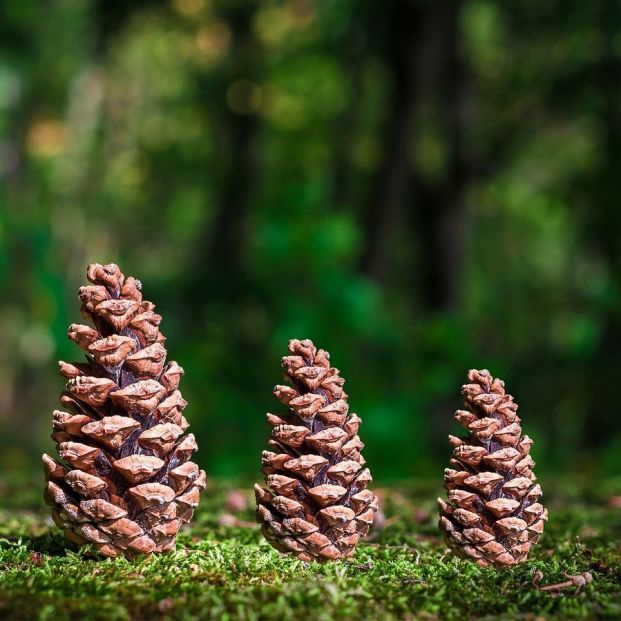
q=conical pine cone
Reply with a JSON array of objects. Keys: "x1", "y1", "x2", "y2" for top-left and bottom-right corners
[
  {"x1": 255, "y1": 339, "x2": 378, "y2": 561},
  {"x1": 42, "y1": 263, "x2": 206, "y2": 557},
  {"x1": 438, "y1": 369, "x2": 547, "y2": 566}
]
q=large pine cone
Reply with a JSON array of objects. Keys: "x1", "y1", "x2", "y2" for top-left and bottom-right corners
[
  {"x1": 255, "y1": 339, "x2": 378, "y2": 561},
  {"x1": 438, "y1": 369, "x2": 547, "y2": 566},
  {"x1": 43, "y1": 263, "x2": 206, "y2": 557}
]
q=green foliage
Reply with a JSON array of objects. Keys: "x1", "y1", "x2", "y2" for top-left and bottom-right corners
[
  {"x1": 1, "y1": 0, "x2": 621, "y2": 480},
  {"x1": 1, "y1": 476, "x2": 620, "y2": 620}
]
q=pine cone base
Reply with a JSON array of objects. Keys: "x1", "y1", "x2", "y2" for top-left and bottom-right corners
[
  {"x1": 255, "y1": 339, "x2": 378, "y2": 561},
  {"x1": 43, "y1": 263, "x2": 206, "y2": 557},
  {"x1": 438, "y1": 369, "x2": 547, "y2": 566}
]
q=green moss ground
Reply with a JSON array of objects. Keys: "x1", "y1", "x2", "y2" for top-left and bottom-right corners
[{"x1": 0, "y1": 476, "x2": 619, "y2": 621}]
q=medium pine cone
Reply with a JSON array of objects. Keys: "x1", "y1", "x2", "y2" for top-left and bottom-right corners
[
  {"x1": 438, "y1": 369, "x2": 547, "y2": 566},
  {"x1": 43, "y1": 263, "x2": 206, "y2": 557},
  {"x1": 255, "y1": 339, "x2": 378, "y2": 561}
]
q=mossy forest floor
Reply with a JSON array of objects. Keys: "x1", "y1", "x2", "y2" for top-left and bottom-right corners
[{"x1": 0, "y1": 475, "x2": 619, "y2": 621}]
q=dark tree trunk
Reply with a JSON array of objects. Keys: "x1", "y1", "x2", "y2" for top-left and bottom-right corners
[
  {"x1": 415, "y1": 0, "x2": 468, "y2": 311},
  {"x1": 577, "y1": 0, "x2": 621, "y2": 448},
  {"x1": 359, "y1": 0, "x2": 423, "y2": 283},
  {"x1": 95, "y1": 0, "x2": 166, "y2": 52},
  {"x1": 189, "y1": 1, "x2": 261, "y2": 296},
  {"x1": 359, "y1": 0, "x2": 468, "y2": 311},
  {"x1": 330, "y1": 21, "x2": 369, "y2": 211}
]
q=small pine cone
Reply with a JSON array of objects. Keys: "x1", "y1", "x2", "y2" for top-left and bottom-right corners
[
  {"x1": 255, "y1": 339, "x2": 378, "y2": 561},
  {"x1": 43, "y1": 263, "x2": 206, "y2": 557},
  {"x1": 438, "y1": 369, "x2": 547, "y2": 566}
]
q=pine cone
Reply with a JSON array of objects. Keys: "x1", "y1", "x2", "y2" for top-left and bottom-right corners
[
  {"x1": 255, "y1": 339, "x2": 378, "y2": 561},
  {"x1": 438, "y1": 369, "x2": 547, "y2": 566},
  {"x1": 42, "y1": 263, "x2": 206, "y2": 557}
]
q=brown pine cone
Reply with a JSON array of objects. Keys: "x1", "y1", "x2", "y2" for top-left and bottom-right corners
[
  {"x1": 42, "y1": 263, "x2": 206, "y2": 557},
  {"x1": 438, "y1": 369, "x2": 547, "y2": 566},
  {"x1": 255, "y1": 339, "x2": 378, "y2": 561}
]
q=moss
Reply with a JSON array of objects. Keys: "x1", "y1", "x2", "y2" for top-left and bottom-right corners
[{"x1": 0, "y1": 477, "x2": 619, "y2": 620}]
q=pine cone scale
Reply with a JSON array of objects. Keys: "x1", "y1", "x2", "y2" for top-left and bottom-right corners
[{"x1": 43, "y1": 263, "x2": 206, "y2": 557}]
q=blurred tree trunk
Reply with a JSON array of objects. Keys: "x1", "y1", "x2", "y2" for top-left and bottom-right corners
[
  {"x1": 95, "y1": 0, "x2": 165, "y2": 51},
  {"x1": 359, "y1": 0, "x2": 422, "y2": 283},
  {"x1": 414, "y1": 0, "x2": 467, "y2": 311},
  {"x1": 360, "y1": 0, "x2": 467, "y2": 311},
  {"x1": 578, "y1": 0, "x2": 621, "y2": 447},
  {"x1": 208, "y1": 114, "x2": 258, "y2": 281},
  {"x1": 331, "y1": 25, "x2": 367, "y2": 210},
  {"x1": 192, "y1": 2, "x2": 260, "y2": 295}
]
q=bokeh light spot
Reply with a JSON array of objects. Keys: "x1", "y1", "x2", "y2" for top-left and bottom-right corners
[
  {"x1": 27, "y1": 119, "x2": 66, "y2": 158},
  {"x1": 195, "y1": 21, "x2": 232, "y2": 66},
  {"x1": 172, "y1": 0, "x2": 207, "y2": 17}
]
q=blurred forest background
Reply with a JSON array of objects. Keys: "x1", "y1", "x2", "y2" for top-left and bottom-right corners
[{"x1": 1, "y1": 0, "x2": 621, "y2": 482}]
